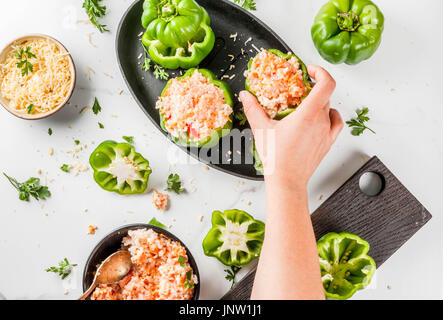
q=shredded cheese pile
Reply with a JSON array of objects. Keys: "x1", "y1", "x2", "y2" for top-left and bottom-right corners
[{"x1": 0, "y1": 39, "x2": 73, "y2": 114}]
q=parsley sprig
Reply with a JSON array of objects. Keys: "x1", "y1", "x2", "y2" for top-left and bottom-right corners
[
  {"x1": 46, "y1": 258, "x2": 77, "y2": 280},
  {"x1": 148, "y1": 217, "x2": 166, "y2": 229},
  {"x1": 346, "y1": 107, "x2": 376, "y2": 136},
  {"x1": 92, "y1": 97, "x2": 101, "y2": 115},
  {"x1": 224, "y1": 266, "x2": 241, "y2": 288},
  {"x1": 235, "y1": 108, "x2": 247, "y2": 125},
  {"x1": 184, "y1": 270, "x2": 195, "y2": 289},
  {"x1": 82, "y1": 0, "x2": 109, "y2": 33},
  {"x1": 14, "y1": 46, "x2": 36, "y2": 76},
  {"x1": 141, "y1": 43, "x2": 169, "y2": 80},
  {"x1": 234, "y1": 0, "x2": 257, "y2": 10},
  {"x1": 166, "y1": 173, "x2": 185, "y2": 194},
  {"x1": 122, "y1": 136, "x2": 134, "y2": 144},
  {"x1": 3, "y1": 173, "x2": 51, "y2": 201}
]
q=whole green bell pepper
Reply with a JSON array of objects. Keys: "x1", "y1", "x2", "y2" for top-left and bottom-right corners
[
  {"x1": 311, "y1": 0, "x2": 384, "y2": 65},
  {"x1": 159, "y1": 68, "x2": 234, "y2": 148},
  {"x1": 202, "y1": 209, "x2": 265, "y2": 266},
  {"x1": 245, "y1": 49, "x2": 311, "y2": 120},
  {"x1": 89, "y1": 140, "x2": 152, "y2": 195},
  {"x1": 246, "y1": 49, "x2": 311, "y2": 173},
  {"x1": 317, "y1": 232, "x2": 376, "y2": 300},
  {"x1": 141, "y1": 0, "x2": 215, "y2": 69}
]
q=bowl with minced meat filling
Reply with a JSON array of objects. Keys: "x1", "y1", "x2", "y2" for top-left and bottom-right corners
[
  {"x1": 83, "y1": 224, "x2": 200, "y2": 300},
  {"x1": 245, "y1": 49, "x2": 311, "y2": 120}
]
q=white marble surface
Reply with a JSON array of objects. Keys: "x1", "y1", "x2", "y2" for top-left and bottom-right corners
[{"x1": 0, "y1": 0, "x2": 442, "y2": 300}]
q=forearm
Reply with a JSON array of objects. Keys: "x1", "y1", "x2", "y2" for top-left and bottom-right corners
[{"x1": 251, "y1": 177, "x2": 324, "y2": 300}]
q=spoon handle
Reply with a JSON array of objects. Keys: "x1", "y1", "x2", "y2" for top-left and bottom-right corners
[{"x1": 78, "y1": 282, "x2": 97, "y2": 300}]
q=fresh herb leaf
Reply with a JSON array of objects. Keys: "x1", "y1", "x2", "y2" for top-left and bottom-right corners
[
  {"x1": 74, "y1": 140, "x2": 80, "y2": 145},
  {"x1": 235, "y1": 108, "x2": 247, "y2": 125},
  {"x1": 48, "y1": 128, "x2": 53, "y2": 136},
  {"x1": 224, "y1": 266, "x2": 241, "y2": 289},
  {"x1": 148, "y1": 217, "x2": 166, "y2": 229},
  {"x1": 27, "y1": 104, "x2": 34, "y2": 114},
  {"x1": 178, "y1": 255, "x2": 187, "y2": 268},
  {"x1": 346, "y1": 107, "x2": 376, "y2": 136},
  {"x1": 98, "y1": 122, "x2": 104, "y2": 129},
  {"x1": 46, "y1": 258, "x2": 77, "y2": 280},
  {"x1": 60, "y1": 164, "x2": 70, "y2": 173},
  {"x1": 184, "y1": 270, "x2": 195, "y2": 288},
  {"x1": 141, "y1": 44, "x2": 151, "y2": 72},
  {"x1": 141, "y1": 43, "x2": 168, "y2": 80},
  {"x1": 92, "y1": 97, "x2": 101, "y2": 115},
  {"x1": 234, "y1": 0, "x2": 257, "y2": 10},
  {"x1": 82, "y1": 0, "x2": 109, "y2": 33},
  {"x1": 14, "y1": 46, "x2": 36, "y2": 76},
  {"x1": 122, "y1": 136, "x2": 134, "y2": 144},
  {"x1": 153, "y1": 64, "x2": 169, "y2": 80},
  {"x1": 3, "y1": 173, "x2": 51, "y2": 201},
  {"x1": 165, "y1": 173, "x2": 185, "y2": 194}
]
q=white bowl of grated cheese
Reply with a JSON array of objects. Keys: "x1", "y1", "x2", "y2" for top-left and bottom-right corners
[{"x1": 0, "y1": 34, "x2": 76, "y2": 120}]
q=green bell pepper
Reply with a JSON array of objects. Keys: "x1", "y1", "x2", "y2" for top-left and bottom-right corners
[
  {"x1": 89, "y1": 140, "x2": 152, "y2": 195},
  {"x1": 246, "y1": 49, "x2": 311, "y2": 173},
  {"x1": 141, "y1": 0, "x2": 215, "y2": 69},
  {"x1": 311, "y1": 0, "x2": 384, "y2": 65},
  {"x1": 202, "y1": 209, "x2": 265, "y2": 266},
  {"x1": 317, "y1": 232, "x2": 376, "y2": 300},
  {"x1": 245, "y1": 49, "x2": 311, "y2": 120},
  {"x1": 159, "y1": 68, "x2": 234, "y2": 148}
]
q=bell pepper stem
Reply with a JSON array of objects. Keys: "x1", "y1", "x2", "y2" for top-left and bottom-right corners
[
  {"x1": 337, "y1": 12, "x2": 360, "y2": 32},
  {"x1": 158, "y1": 0, "x2": 177, "y2": 22}
]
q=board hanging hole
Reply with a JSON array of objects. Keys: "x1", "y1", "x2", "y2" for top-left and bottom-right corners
[{"x1": 359, "y1": 171, "x2": 385, "y2": 196}]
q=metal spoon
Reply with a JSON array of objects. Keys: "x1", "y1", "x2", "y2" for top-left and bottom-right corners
[{"x1": 78, "y1": 250, "x2": 132, "y2": 300}]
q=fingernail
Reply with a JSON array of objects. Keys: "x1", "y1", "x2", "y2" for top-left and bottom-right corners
[{"x1": 238, "y1": 90, "x2": 247, "y2": 102}]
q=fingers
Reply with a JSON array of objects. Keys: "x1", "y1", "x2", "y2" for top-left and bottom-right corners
[
  {"x1": 329, "y1": 108, "x2": 344, "y2": 143},
  {"x1": 239, "y1": 91, "x2": 270, "y2": 129},
  {"x1": 299, "y1": 65, "x2": 336, "y2": 114}
]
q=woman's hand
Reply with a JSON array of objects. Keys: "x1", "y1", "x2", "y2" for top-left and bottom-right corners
[
  {"x1": 239, "y1": 65, "x2": 343, "y2": 188},
  {"x1": 240, "y1": 65, "x2": 343, "y2": 299}
]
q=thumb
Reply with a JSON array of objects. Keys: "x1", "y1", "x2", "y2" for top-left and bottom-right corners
[{"x1": 239, "y1": 91, "x2": 270, "y2": 129}]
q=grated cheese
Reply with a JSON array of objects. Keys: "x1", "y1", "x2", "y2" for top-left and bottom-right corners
[{"x1": 0, "y1": 39, "x2": 73, "y2": 115}]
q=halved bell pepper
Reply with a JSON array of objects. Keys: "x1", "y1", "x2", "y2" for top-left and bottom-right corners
[
  {"x1": 317, "y1": 232, "x2": 376, "y2": 300},
  {"x1": 202, "y1": 209, "x2": 265, "y2": 266},
  {"x1": 311, "y1": 0, "x2": 384, "y2": 65},
  {"x1": 159, "y1": 68, "x2": 234, "y2": 148},
  {"x1": 141, "y1": 0, "x2": 215, "y2": 69},
  {"x1": 245, "y1": 49, "x2": 311, "y2": 120},
  {"x1": 246, "y1": 49, "x2": 311, "y2": 173},
  {"x1": 89, "y1": 140, "x2": 152, "y2": 195}
]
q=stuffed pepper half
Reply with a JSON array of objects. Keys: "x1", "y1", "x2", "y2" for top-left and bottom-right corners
[
  {"x1": 141, "y1": 0, "x2": 215, "y2": 69},
  {"x1": 156, "y1": 68, "x2": 234, "y2": 148},
  {"x1": 245, "y1": 49, "x2": 311, "y2": 173}
]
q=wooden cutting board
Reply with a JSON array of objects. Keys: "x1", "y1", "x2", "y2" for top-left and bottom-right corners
[{"x1": 221, "y1": 156, "x2": 432, "y2": 300}]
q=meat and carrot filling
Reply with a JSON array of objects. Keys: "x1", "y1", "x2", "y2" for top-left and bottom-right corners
[
  {"x1": 245, "y1": 50, "x2": 308, "y2": 118},
  {"x1": 156, "y1": 70, "x2": 233, "y2": 141}
]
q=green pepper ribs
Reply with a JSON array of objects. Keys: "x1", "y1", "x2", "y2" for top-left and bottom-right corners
[
  {"x1": 202, "y1": 209, "x2": 265, "y2": 266},
  {"x1": 141, "y1": 0, "x2": 215, "y2": 69},
  {"x1": 311, "y1": 0, "x2": 384, "y2": 65},
  {"x1": 317, "y1": 232, "x2": 376, "y2": 299},
  {"x1": 89, "y1": 140, "x2": 152, "y2": 195}
]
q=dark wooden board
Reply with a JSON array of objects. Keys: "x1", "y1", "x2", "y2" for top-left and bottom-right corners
[
  {"x1": 221, "y1": 156, "x2": 432, "y2": 300},
  {"x1": 116, "y1": 0, "x2": 296, "y2": 181}
]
